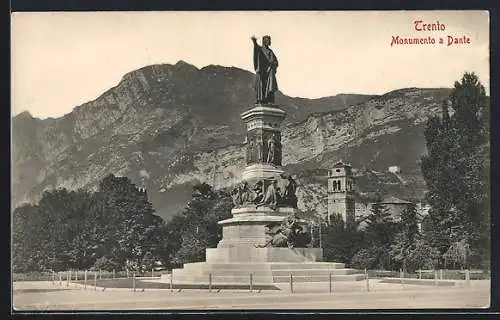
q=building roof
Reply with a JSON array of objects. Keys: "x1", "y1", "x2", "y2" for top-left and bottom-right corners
[
  {"x1": 381, "y1": 196, "x2": 412, "y2": 204},
  {"x1": 332, "y1": 161, "x2": 352, "y2": 168}
]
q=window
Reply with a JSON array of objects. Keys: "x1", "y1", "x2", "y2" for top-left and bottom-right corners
[{"x1": 332, "y1": 181, "x2": 337, "y2": 191}]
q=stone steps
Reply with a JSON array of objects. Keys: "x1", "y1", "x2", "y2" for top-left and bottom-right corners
[
  {"x1": 182, "y1": 262, "x2": 346, "y2": 270},
  {"x1": 170, "y1": 261, "x2": 364, "y2": 284},
  {"x1": 271, "y1": 268, "x2": 359, "y2": 276},
  {"x1": 269, "y1": 262, "x2": 346, "y2": 269},
  {"x1": 174, "y1": 268, "x2": 357, "y2": 277},
  {"x1": 272, "y1": 274, "x2": 365, "y2": 283}
]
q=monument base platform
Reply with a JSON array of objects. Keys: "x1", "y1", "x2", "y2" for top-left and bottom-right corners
[
  {"x1": 160, "y1": 206, "x2": 364, "y2": 288},
  {"x1": 163, "y1": 261, "x2": 364, "y2": 286},
  {"x1": 162, "y1": 247, "x2": 364, "y2": 287}
]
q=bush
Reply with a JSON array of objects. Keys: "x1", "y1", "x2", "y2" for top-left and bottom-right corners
[
  {"x1": 92, "y1": 257, "x2": 122, "y2": 271},
  {"x1": 350, "y1": 247, "x2": 380, "y2": 270},
  {"x1": 12, "y1": 271, "x2": 52, "y2": 282},
  {"x1": 405, "y1": 241, "x2": 441, "y2": 272}
]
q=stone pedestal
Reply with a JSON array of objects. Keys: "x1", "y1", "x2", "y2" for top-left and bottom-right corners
[{"x1": 216, "y1": 207, "x2": 307, "y2": 249}]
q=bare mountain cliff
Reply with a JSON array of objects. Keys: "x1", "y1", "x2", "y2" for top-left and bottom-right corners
[{"x1": 12, "y1": 61, "x2": 451, "y2": 220}]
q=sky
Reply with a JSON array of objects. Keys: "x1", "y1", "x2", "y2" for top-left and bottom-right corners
[{"x1": 11, "y1": 11, "x2": 489, "y2": 119}]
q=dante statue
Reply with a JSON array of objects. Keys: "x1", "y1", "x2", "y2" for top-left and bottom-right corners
[{"x1": 251, "y1": 35, "x2": 279, "y2": 104}]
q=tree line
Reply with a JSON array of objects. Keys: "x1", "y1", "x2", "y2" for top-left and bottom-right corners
[{"x1": 12, "y1": 174, "x2": 232, "y2": 273}]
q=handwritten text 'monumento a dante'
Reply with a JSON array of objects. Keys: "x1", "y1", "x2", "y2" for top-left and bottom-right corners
[{"x1": 390, "y1": 20, "x2": 471, "y2": 47}]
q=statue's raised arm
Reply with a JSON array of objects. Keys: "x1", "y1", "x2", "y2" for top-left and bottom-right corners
[{"x1": 252, "y1": 35, "x2": 278, "y2": 105}]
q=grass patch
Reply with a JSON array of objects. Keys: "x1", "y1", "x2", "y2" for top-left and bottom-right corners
[
  {"x1": 13, "y1": 288, "x2": 74, "y2": 294},
  {"x1": 379, "y1": 278, "x2": 456, "y2": 286},
  {"x1": 73, "y1": 278, "x2": 279, "y2": 290}
]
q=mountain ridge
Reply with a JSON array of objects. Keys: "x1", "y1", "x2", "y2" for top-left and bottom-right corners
[{"x1": 12, "y1": 61, "x2": 455, "y2": 221}]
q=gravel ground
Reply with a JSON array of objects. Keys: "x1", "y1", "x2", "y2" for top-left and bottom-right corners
[{"x1": 12, "y1": 280, "x2": 490, "y2": 311}]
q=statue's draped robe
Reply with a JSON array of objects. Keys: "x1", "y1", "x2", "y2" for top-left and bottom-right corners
[{"x1": 253, "y1": 43, "x2": 278, "y2": 103}]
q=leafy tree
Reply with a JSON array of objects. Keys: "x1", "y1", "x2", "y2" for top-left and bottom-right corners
[
  {"x1": 350, "y1": 246, "x2": 388, "y2": 270},
  {"x1": 91, "y1": 174, "x2": 164, "y2": 269},
  {"x1": 443, "y1": 239, "x2": 471, "y2": 269},
  {"x1": 11, "y1": 174, "x2": 168, "y2": 272},
  {"x1": 12, "y1": 204, "x2": 42, "y2": 272},
  {"x1": 92, "y1": 256, "x2": 122, "y2": 272},
  {"x1": 389, "y1": 203, "x2": 421, "y2": 270},
  {"x1": 364, "y1": 201, "x2": 396, "y2": 247},
  {"x1": 323, "y1": 214, "x2": 365, "y2": 265},
  {"x1": 355, "y1": 200, "x2": 397, "y2": 269},
  {"x1": 404, "y1": 240, "x2": 441, "y2": 271},
  {"x1": 169, "y1": 183, "x2": 232, "y2": 266},
  {"x1": 420, "y1": 72, "x2": 489, "y2": 267}
]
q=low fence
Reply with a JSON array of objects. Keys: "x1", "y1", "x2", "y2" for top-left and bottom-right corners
[
  {"x1": 13, "y1": 268, "x2": 169, "y2": 282},
  {"x1": 366, "y1": 269, "x2": 490, "y2": 280},
  {"x1": 14, "y1": 268, "x2": 487, "y2": 294}
]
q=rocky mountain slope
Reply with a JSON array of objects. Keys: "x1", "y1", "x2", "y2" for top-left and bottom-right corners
[{"x1": 12, "y1": 61, "x2": 452, "y2": 220}]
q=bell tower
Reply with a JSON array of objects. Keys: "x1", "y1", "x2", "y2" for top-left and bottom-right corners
[{"x1": 327, "y1": 161, "x2": 355, "y2": 226}]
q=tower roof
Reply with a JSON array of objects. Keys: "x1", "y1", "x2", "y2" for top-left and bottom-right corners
[{"x1": 332, "y1": 161, "x2": 351, "y2": 168}]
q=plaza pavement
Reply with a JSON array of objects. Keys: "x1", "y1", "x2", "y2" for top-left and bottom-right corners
[{"x1": 12, "y1": 279, "x2": 490, "y2": 310}]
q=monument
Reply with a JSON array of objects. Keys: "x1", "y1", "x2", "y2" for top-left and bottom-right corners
[{"x1": 162, "y1": 35, "x2": 363, "y2": 288}]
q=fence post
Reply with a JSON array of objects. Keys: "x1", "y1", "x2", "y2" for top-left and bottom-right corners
[
  {"x1": 133, "y1": 273, "x2": 136, "y2": 292},
  {"x1": 113, "y1": 269, "x2": 115, "y2": 280},
  {"x1": 250, "y1": 273, "x2": 253, "y2": 292},
  {"x1": 152, "y1": 268, "x2": 154, "y2": 278},
  {"x1": 434, "y1": 270, "x2": 438, "y2": 286},
  {"x1": 94, "y1": 271, "x2": 97, "y2": 291},
  {"x1": 289, "y1": 273, "x2": 293, "y2": 293},
  {"x1": 365, "y1": 269, "x2": 370, "y2": 292},
  {"x1": 419, "y1": 269, "x2": 422, "y2": 279},
  {"x1": 170, "y1": 272, "x2": 173, "y2": 292},
  {"x1": 440, "y1": 269, "x2": 443, "y2": 280},
  {"x1": 208, "y1": 273, "x2": 212, "y2": 293},
  {"x1": 329, "y1": 272, "x2": 332, "y2": 293},
  {"x1": 59, "y1": 272, "x2": 62, "y2": 286},
  {"x1": 84, "y1": 270, "x2": 87, "y2": 290},
  {"x1": 66, "y1": 270, "x2": 70, "y2": 287},
  {"x1": 466, "y1": 269, "x2": 471, "y2": 288},
  {"x1": 99, "y1": 269, "x2": 102, "y2": 280},
  {"x1": 75, "y1": 270, "x2": 78, "y2": 284},
  {"x1": 400, "y1": 269, "x2": 405, "y2": 288}
]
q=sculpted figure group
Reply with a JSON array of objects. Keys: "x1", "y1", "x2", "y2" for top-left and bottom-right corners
[
  {"x1": 231, "y1": 174, "x2": 298, "y2": 210},
  {"x1": 246, "y1": 133, "x2": 281, "y2": 165},
  {"x1": 254, "y1": 214, "x2": 311, "y2": 248}
]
